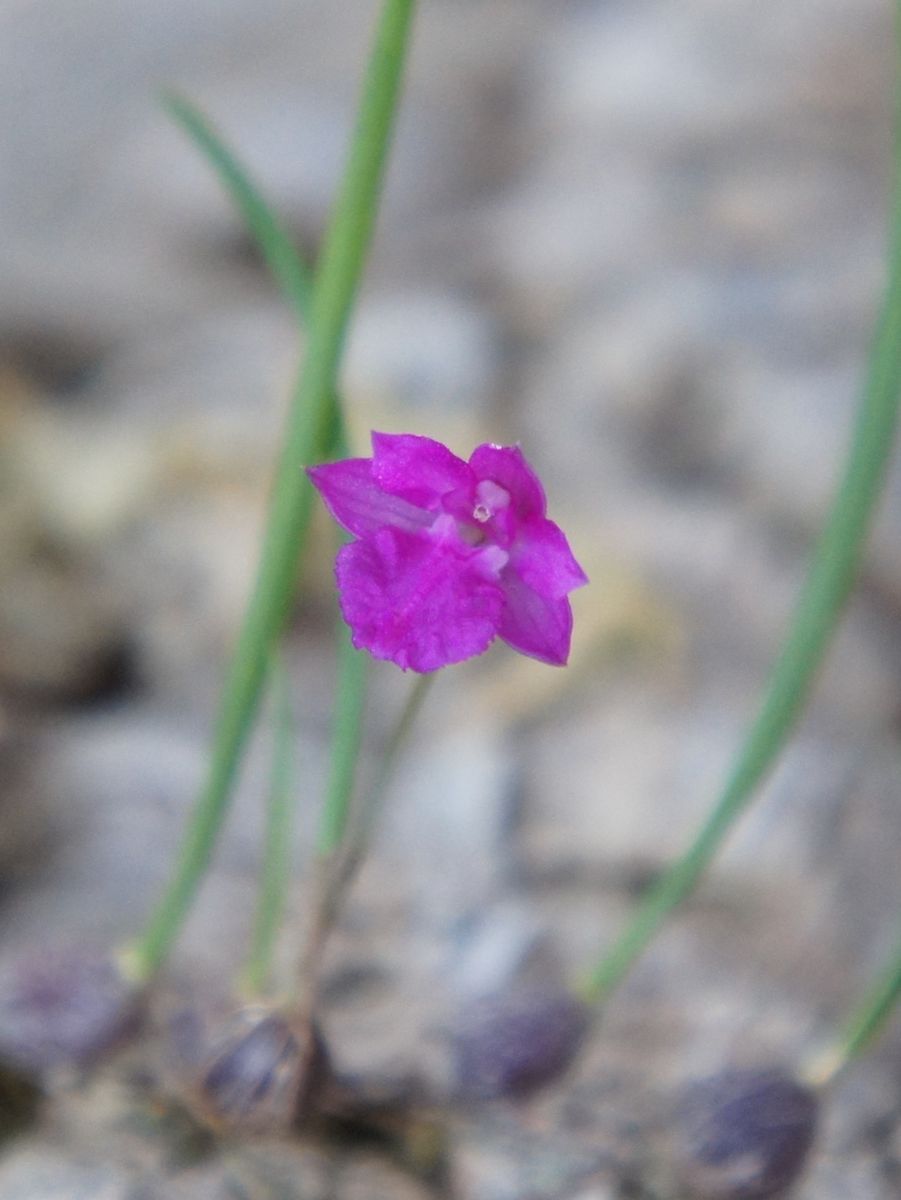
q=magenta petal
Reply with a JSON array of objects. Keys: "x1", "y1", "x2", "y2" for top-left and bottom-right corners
[
  {"x1": 335, "y1": 528, "x2": 505, "y2": 672},
  {"x1": 468, "y1": 444, "x2": 546, "y2": 518},
  {"x1": 307, "y1": 459, "x2": 432, "y2": 537},
  {"x1": 371, "y1": 432, "x2": 474, "y2": 510},
  {"x1": 310, "y1": 432, "x2": 587, "y2": 672},
  {"x1": 498, "y1": 571, "x2": 574, "y2": 666},
  {"x1": 513, "y1": 517, "x2": 588, "y2": 599}
]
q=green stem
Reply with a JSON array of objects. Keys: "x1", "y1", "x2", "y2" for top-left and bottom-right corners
[
  {"x1": 317, "y1": 612, "x2": 369, "y2": 857},
  {"x1": 124, "y1": 0, "x2": 417, "y2": 981},
  {"x1": 166, "y1": 90, "x2": 372, "y2": 975},
  {"x1": 328, "y1": 670, "x2": 435, "y2": 905},
  {"x1": 583, "y1": 8, "x2": 901, "y2": 1002},
  {"x1": 243, "y1": 658, "x2": 296, "y2": 997},
  {"x1": 832, "y1": 927, "x2": 901, "y2": 1073},
  {"x1": 295, "y1": 671, "x2": 435, "y2": 1008},
  {"x1": 368, "y1": 673, "x2": 435, "y2": 801}
]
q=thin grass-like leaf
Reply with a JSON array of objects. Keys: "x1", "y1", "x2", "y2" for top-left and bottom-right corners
[
  {"x1": 125, "y1": 0, "x2": 417, "y2": 981},
  {"x1": 165, "y1": 93, "x2": 314, "y2": 321},
  {"x1": 243, "y1": 658, "x2": 296, "y2": 997},
  {"x1": 584, "y1": 5, "x2": 901, "y2": 1001}
]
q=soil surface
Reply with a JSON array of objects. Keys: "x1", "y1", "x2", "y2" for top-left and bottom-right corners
[{"x1": 1, "y1": 2, "x2": 900, "y2": 1197}]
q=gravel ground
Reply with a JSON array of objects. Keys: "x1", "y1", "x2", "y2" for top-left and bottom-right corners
[{"x1": 1, "y1": 2, "x2": 900, "y2": 1197}]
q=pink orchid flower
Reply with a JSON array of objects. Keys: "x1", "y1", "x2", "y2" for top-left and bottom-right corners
[{"x1": 307, "y1": 433, "x2": 588, "y2": 672}]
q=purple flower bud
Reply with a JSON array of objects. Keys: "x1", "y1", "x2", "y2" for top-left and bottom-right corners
[
  {"x1": 452, "y1": 983, "x2": 588, "y2": 1100},
  {"x1": 673, "y1": 1067, "x2": 819, "y2": 1199},
  {"x1": 193, "y1": 1007, "x2": 329, "y2": 1134},
  {"x1": 0, "y1": 946, "x2": 139, "y2": 1074}
]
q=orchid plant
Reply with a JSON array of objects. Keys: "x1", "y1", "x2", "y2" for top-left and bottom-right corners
[{"x1": 3, "y1": 0, "x2": 901, "y2": 1191}]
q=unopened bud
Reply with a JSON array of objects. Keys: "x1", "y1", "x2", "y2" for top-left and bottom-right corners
[
  {"x1": 672, "y1": 1067, "x2": 818, "y2": 1199},
  {"x1": 193, "y1": 1006, "x2": 329, "y2": 1135},
  {"x1": 452, "y1": 982, "x2": 588, "y2": 1100},
  {"x1": 0, "y1": 946, "x2": 138, "y2": 1074}
]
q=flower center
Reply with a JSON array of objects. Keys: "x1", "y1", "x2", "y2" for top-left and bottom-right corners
[
  {"x1": 457, "y1": 521, "x2": 487, "y2": 546},
  {"x1": 472, "y1": 480, "x2": 511, "y2": 523}
]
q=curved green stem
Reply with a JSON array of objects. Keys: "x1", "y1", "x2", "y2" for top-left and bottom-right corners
[
  {"x1": 583, "y1": 5, "x2": 901, "y2": 1002},
  {"x1": 124, "y1": 0, "x2": 418, "y2": 981}
]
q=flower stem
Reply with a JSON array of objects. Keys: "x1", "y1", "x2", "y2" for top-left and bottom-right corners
[
  {"x1": 582, "y1": 6, "x2": 901, "y2": 1003},
  {"x1": 317, "y1": 614, "x2": 369, "y2": 858},
  {"x1": 345, "y1": 670, "x2": 436, "y2": 865},
  {"x1": 242, "y1": 657, "x2": 296, "y2": 997},
  {"x1": 295, "y1": 671, "x2": 435, "y2": 1013},
  {"x1": 123, "y1": 0, "x2": 418, "y2": 982}
]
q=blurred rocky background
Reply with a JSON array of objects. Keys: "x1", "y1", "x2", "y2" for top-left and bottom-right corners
[{"x1": 2, "y1": 0, "x2": 901, "y2": 1196}]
